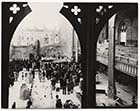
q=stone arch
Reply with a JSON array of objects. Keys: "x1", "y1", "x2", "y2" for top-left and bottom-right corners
[
  {"x1": 115, "y1": 12, "x2": 132, "y2": 46},
  {"x1": 2, "y1": 2, "x2": 137, "y2": 108},
  {"x1": 60, "y1": 3, "x2": 137, "y2": 108}
]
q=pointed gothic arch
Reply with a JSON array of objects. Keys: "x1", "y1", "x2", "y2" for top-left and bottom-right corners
[{"x1": 2, "y1": 2, "x2": 137, "y2": 108}]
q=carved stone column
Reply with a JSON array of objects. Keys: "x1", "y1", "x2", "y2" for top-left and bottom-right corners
[{"x1": 107, "y1": 14, "x2": 117, "y2": 99}]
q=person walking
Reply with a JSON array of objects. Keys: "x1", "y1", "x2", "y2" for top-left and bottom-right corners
[
  {"x1": 56, "y1": 95, "x2": 62, "y2": 108},
  {"x1": 62, "y1": 78, "x2": 67, "y2": 95},
  {"x1": 67, "y1": 79, "x2": 71, "y2": 95}
]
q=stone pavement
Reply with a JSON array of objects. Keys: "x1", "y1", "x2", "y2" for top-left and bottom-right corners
[{"x1": 9, "y1": 70, "x2": 81, "y2": 109}]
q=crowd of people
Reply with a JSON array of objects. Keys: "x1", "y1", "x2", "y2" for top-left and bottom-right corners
[
  {"x1": 9, "y1": 58, "x2": 82, "y2": 109},
  {"x1": 9, "y1": 59, "x2": 41, "y2": 86},
  {"x1": 9, "y1": 59, "x2": 31, "y2": 87},
  {"x1": 42, "y1": 61, "x2": 82, "y2": 94}
]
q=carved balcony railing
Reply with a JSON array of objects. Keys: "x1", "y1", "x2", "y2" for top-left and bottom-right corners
[{"x1": 97, "y1": 53, "x2": 138, "y2": 77}]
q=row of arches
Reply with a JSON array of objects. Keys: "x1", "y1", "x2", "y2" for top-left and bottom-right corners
[{"x1": 2, "y1": 2, "x2": 138, "y2": 108}]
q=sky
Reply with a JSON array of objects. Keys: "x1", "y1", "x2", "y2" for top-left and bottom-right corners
[{"x1": 18, "y1": 2, "x2": 63, "y2": 30}]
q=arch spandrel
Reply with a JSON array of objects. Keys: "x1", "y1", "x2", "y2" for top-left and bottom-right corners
[
  {"x1": 2, "y1": 2, "x2": 138, "y2": 108},
  {"x1": 2, "y1": 2, "x2": 31, "y2": 108}
]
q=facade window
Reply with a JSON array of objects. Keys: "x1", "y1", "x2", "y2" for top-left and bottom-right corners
[
  {"x1": 44, "y1": 38, "x2": 49, "y2": 44},
  {"x1": 55, "y1": 38, "x2": 59, "y2": 43},
  {"x1": 120, "y1": 23, "x2": 127, "y2": 46},
  {"x1": 121, "y1": 23, "x2": 127, "y2": 32}
]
